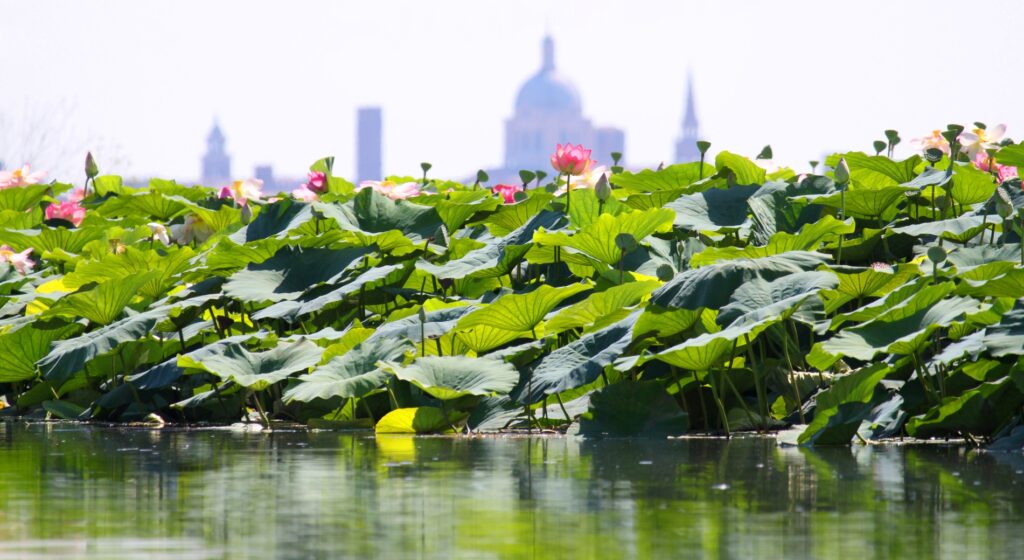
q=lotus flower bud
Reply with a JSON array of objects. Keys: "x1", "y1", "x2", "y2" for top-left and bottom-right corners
[
  {"x1": 594, "y1": 173, "x2": 611, "y2": 202},
  {"x1": 834, "y1": 158, "x2": 850, "y2": 185},
  {"x1": 418, "y1": 306, "x2": 427, "y2": 323},
  {"x1": 240, "y1": 202, "x2": 253, "y2": 225},
  {"x1": 85, "y1": 151, "x2": 98, "y2": 180}
]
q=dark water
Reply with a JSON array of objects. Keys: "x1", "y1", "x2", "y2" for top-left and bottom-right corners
[{"x1": 0, "y1": 423, "x2": 1022, "y2": 559}]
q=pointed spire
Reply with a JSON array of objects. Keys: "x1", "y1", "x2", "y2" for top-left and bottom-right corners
[
  {"x1": 683, "y1": 72, "x2": 698, "y2": 128},
  {"x1": 542, "y1": 35, "x2": 555, "y2": 72}
]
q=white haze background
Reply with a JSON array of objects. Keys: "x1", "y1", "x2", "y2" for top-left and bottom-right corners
[{"x1": 2, "y1": 0, "x2": 1023, "y2": 183}]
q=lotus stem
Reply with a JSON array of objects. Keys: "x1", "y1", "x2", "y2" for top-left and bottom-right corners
[
  {"x1": 723, "y1": 373, "x2": 757, "y2": 434},
  {"x1": 251, "y1": 392, "x2": 271, "y2": 430},
  {"x1": 780, "y1": 324, "x2": 806, "y2": 424},
  {"x1": 695, "y1": 375, "x2": 710, "y2": 431},
  {"x1": 554, "y1": 392, "x2": 571, "y2": 423},
  {"x1": 564, "y1": 172, "x2": 570, "y2": 214},
  {"x1": 706, "y1": 370, "x2": 730, "y2": 436}
]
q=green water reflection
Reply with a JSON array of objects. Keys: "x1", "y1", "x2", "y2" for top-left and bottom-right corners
[{"x1": 0, "y1": 423, "x2": 1022, "y2": 559}]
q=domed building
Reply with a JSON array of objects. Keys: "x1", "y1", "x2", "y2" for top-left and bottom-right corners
[{"x1": 494, "y1": 36, "x2": 624, "y2": 180}]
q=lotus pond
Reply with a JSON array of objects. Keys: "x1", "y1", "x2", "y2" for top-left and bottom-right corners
[
  {"x1": 3, "y1": 131, "x2": 1024, "y2": 449},
  {"x1": 1, "y1": 422, "x2": 1023, "y2": 559}
]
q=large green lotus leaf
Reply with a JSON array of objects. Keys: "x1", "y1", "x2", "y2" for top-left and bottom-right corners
[
  {"x1": 455, "y1": 325, "x2": 529, "y2": 354},
  {"x1": 432, "y1": 190, "x2": 501, "y2": 231},
  {"x1": 0, "y1": 183, "x2": 52, "y2": 212},
  {"x1": 717, "y1": 271, "x2": 838, "y2": 327},
  {"x1": 950, "y1": 164, "x2": 997, "y2": 206},
  {"x1": 748, "y1": 177, "x2": 835, "y2": 243},
  {"x1": 622, "y1": 187, "x2": 691, "y2": 211},
  {"x1": 566, "y1": 187, "x2": 628, "y2": 229},
  {"x1": 385, "y1": 356, "x2": 519, "y2": 400},
  {"x1": 611, "y1": 162, "x2": 713, "y2": 192},
  {"x1": 62, "y1": 246, "x2": 195, "y2": 299},
  {"x1": 183, "y1": 204, "x2": 242, "y2": 237},
  {"x1": 513, "y1": 311, "x2": 639, "y2": 404},
  {"x1": 229, "y1": 199, "x2": 314, "y2": 243},
  {"x1": 178, "y1": 339, "x2": 323, "y2": 391},
  {"x1": 829, "y1": 279, "x2": 952, "y2": 329},
  {"x1": 203, "y1": 237, "x2": 289, "y2": 275},
  {"x1": 0, "y1": 322, "x2": 82, "y2": 382},
  {"x1": 665, "y1": 185, "x2": 757, "y2": 232},
  {"x1": 811, "y1": 186, "x2": 912, "y2": 219},
  {"x1": 483, "y1": 191, "x2": 556, "y2": 236},
  {"x1": 545, "y1": 280, "x2": 659, "y2": 334},
  {"x1": 957, "y1": 268, "x2": 1024, "y2": 299},
  {"x1": 650, "y1": 251, "x2": 830, "y2": 310},
  {"x1": 533, "y1": 208, "x2": 674, "y2": 265},
  {"x1": 46, "y1": 272, "x2": 158, "y2": 325},
  {"x1": 814, "y1": 295, "x2": 982, "y2": 363},
  {"x1": 315, "y1": 188, "x2": 442, "y2": 241},
  {"x1": 417, "y1": 210, "x2": 562, "y2": 280},
  {"x1": 252, "y1": 263, "x2": 408, "y2": 322},
  {"x1": 819, "y1": 263, "x2": 921, "y2": 313},
  {"x1": 0, "y1": 208, "x2": 42, "y2": 230},
  {"x1": 797, "y1": 401, "x2": 877, "y2": 446},
  {"x1": 375, "y1": 406, "x2": 464, "y2": 434},
  {"x1": 995, "y1": 143, "x2": 1024, "y2": 167},
  {"x1": 714, "y1": 151, "x2": 765, "y2": 185},
  {"x1": 976, "y1": 307, "x2": 1024, "y2": 358},
  {"x1": 902, "y1": 166, "x2": 951, "y2": 189},
  {"x1": 37, "y1": 295, "x2": 218, "y2": 386},
  {"x1": 890, "y1": 215, "x2": 998, "y2": 243},
  {"x1": 946, "y1": 244, "x2": 1022, "y2": 270},
  {"x1": 224, "y1": 245, "x2": 372, "y2": 303},
  {"x1": 826, "y1": 152, "x2": 921, "y2": 184},
  {"x1": 283, "y1": 337, "x2": 412, "y2": 403},
  {"x1": 368, "y1": 304, "x2": 476, "y2": 345},
  {"x1": 633, "y1": 307, "x2": 702, "y2": 339},
  {"x1": 906, "y1": 376, "x2": 1024, "y2": 438},
  {"x1": 817, "y1": 362, "x2": 891, "y2": 410},
  {"x1": 578, "y1": 380, "x2": 688, "y2": 437},
  {"x1": 653, "y1": 318, "x2": 773, "y2": 371},
  {"x1": 457, "y1": 283, "x2": 590, "y2": 333},
  {"x1": 691, "y1": 215, "x2": 852, "y2": 266},
  {"x1": 97, "y1": 191, "x2": 187, "y2": 221},
  {"x1": 0, "y1": 227, "x2": 108, "y2": 255}
]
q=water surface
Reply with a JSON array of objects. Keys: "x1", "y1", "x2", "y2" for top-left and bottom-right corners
[{"x1": 0, "y1": 422, "x2": 1021, "y2": 559}]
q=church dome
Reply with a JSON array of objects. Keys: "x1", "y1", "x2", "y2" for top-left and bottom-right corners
[{"x1": 513, "y1": 37, "x2": 582, "y2": 116}]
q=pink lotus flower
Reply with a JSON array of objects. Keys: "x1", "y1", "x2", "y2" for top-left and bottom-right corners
[
  {"x1": 0, "y1": 164, "x2": 47, "y2": 189},
  {"x1": 912, "y1": 130, "x2": 950, "y2": 155},
  {"x1": 492, "y1": 184, "x2": 523, "y2": 203},
  {"x1": 292, "y1": 184, "x2": 319, "y2": 202},
  {"x1": 550, "y1": 144, "x2": 593, "y2": 176},
  {"x1": 45, "y1": 201, "x2": 86, "y2": 227},
  {"x1": 974, "y1": 152, "x2": 1018, "y2": 182},
  {"x1": 356, "y1": 180, "x2": 421, "y2": 200},
  {"x1": 869, "y1": 262, "x2": 894, "y2": 274},
  {"x1": 303, "y1": 171, "x2": 327, "y2": 194},
  {"x1": 959, "y1": 124, "x2": 1006, "y2": 158},
  {"x1": 0, "y1": 245, "x2": 34, "y2": 274},
  {"x1": 219, "y1": 178, "x2": 263, "y2": 206}
]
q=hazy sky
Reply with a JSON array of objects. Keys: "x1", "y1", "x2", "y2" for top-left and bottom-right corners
[{"x1": 3, "y1": 0, "x2": 1024, "y2": 185}]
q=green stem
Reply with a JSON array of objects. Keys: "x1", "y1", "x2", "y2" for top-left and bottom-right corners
[
  {"x1": 780, "y1": 325, "x2": 806, "y2": 424},
  {"x1": 554, "y1": 393, "x2": 571, "y2": 423},
  {"x1": 706, "y1": 370, "x2": 731, "y2": 436}
]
